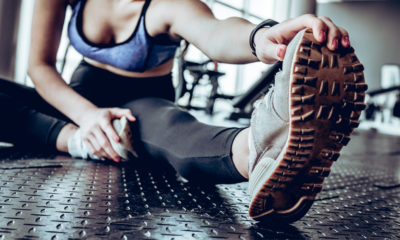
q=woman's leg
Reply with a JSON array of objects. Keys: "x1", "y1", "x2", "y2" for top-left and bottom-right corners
[
  {"x1": 231, "y1": 128, "x2": 250, "y2": 179},
  {"x1": 55, "y1": 124, "x2": 78, "y2": 152},
  {"x1": 0, "y1": 61, "x2": 126, "y2": 153},
  {"x1": 0, "y1": 78, "x2": 72, "y2": 151},
  {"x1": 122, "y1": 98, "x2": 248, "y2": 184}
]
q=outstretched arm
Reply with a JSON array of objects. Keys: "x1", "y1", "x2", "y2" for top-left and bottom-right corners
[
  {"x1": 167, "y1": 0, "x2": 256, "y2": 64},
  {"x1": 166, "y1": 0, "x2": 350, "y2": 64}
]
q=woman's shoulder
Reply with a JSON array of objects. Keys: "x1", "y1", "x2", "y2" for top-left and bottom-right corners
[
  {"x1": 148, "y1": 0, "x2": 209, "y2": 18},
  {"x1": 150, "y1": 0, "x2": 205, "y2": 9}
]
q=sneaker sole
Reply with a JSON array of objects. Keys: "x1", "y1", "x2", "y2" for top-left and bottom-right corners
[{"x1": 248, "y1": 29, "x2": 367, "y2": 223}]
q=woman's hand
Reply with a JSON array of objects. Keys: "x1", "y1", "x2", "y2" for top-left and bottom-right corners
[
  {"x1": 77, "y1": 107, "x2": 136, "y2": 162},
  {"x1": 254, "y1": 14, "x2": 351, "y2": 64}
]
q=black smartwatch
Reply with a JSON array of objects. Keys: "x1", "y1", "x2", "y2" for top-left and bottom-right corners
[{"x1": 249, "y1": 19, "x2": 279, "y2": 57}]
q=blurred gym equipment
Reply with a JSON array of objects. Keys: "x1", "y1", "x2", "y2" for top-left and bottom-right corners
[
  {"x1": 175, "y1": 55, "x2": 282, "y2": 119},
  {"x1": 175, "y1": 58, "x2": 233, "y2": 115}
]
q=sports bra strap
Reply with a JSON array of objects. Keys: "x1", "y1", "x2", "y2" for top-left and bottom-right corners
[
  {"x1": 68, "y1": 0, "x2": 178, "y2": 73},
  {"x1": 141, "y1": 0, "x2": 152, "y2": 17}
]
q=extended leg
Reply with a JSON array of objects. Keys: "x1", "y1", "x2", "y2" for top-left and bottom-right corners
[
  {"x1": 122, "y1": 98, "x2": 247, "y2": 184},
  {"x1": 231, "y1": 128, "x2": 250, "y2": 179}
]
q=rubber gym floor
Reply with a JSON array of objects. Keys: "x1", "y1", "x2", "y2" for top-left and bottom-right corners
[{"x1": 0, "y1": 128, "x2": 399, "y2": 239}]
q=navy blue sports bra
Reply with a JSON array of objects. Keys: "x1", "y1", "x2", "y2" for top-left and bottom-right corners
[{"x1": 68, "y1": 0, "x2": 179, "y2": 72}]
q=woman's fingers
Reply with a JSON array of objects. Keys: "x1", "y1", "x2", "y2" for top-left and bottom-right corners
[
  {"x1": 338, "y1": 26, "x2": 350, "y2": 48},
  {"x1": 319, "y1": 16, "x2": 341, "y2": 50},
  {"x1": 275, "y1": 44, "x2": 287, "y2": 61},
  {"x1": 258, "y1": 42, "x2": 287, "y2": 63},
  {"x1": 82, "y1": 137, "x2": 96, "y2": 155},
  {"x1": 83, "y1": 135, "x2": 107, "y2": 159},
  {"x1": 253, "y1": 28, "x2": 286, "y2": 63},
  {"x1": 77, "y1": 107, "x2": 137, "y2": 162},
  {"x1": 258, "y1": 14, "x2": 351, "y2": 62},
  {"x1": 101, "y1": 119, "x2": 120, "y2": 143},
  {"x1": 111, "y1": 108, "x2": 136, "y2": 122},
  {"x1": 286, "y1": 14, "x2": 350, "y2": 50},
  {"x1": 87, "y1": 134, "x2": 101, "y2": 154},
  {"x1": 306, "y1": 15, "x2": 327, "y2": 43},
  {"x1": 103, "y1": 108, "x2": 135, "y2": 143},
  {"x1": 298, "y1": 15, "x2": 340, "y2": 49},
  {"x1": 93, "y1": 128, "x2": 120, "y2": 162}
]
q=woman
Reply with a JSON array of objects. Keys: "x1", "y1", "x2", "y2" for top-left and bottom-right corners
[{"x1": 0, "y1": 0, "x2": 364, "y2": 222}]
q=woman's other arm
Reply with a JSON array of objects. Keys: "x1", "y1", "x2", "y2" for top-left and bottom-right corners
[
  {"x1": 28, "y1": 0, "x2": 134, "y2": 161},
  {"x1": 28, "y1": 0, "x2": 96, "y2": 124}
]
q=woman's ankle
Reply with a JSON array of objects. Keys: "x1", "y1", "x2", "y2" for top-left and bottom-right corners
[
  {"x1": 56, "y1": 124, "x2": 78, "y2": 153},
  {"x1": 231, "y1": 128, "x2": 250, "y2": 179}
]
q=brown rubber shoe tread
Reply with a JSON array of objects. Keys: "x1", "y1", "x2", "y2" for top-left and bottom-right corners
[{"x1": 248, "y1": 29, "x2": 367, "y2": 223}]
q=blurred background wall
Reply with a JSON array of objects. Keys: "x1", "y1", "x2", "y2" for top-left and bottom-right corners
[
  {"x1": 1, "y1": 0, "x2": 399, "y2": 95},
  {"x1": 0, "y1": 0, "x2": 21, "y2": 80},
  {"x1": 317, "y1": 0, "x2": 400, "y2": 91},
  {"x1": 0, "y1": 0, "x2": 399, "y2": 134}
]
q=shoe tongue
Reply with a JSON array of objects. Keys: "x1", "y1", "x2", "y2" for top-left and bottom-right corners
[
  {"x1": 250, "y1": 147, "x2": 280, "y2": 174},
  {"x1": 248, "y1": 157, "x2": 256, "y2": 175}
]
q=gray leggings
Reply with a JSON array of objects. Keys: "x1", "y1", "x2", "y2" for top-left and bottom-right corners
[{"x1": 0, "y1": 61, "x2": 246, "y2": 184}]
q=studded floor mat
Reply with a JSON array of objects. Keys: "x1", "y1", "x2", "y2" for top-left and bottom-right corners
[{"x1": 0, "y1": 130, "x2": 399, "y2": 239}]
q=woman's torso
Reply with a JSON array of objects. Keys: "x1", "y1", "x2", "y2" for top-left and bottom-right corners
[{"x1": 68, "y1": 0, "x2": 180, "y2": 78}]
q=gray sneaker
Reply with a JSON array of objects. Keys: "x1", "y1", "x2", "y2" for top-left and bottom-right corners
[
  {"x1": 248, "y1": 29, "x2": 367, "y2": 223},
  {"x1": 68, "y1": 116, "x2": 138, "y2": 161}
]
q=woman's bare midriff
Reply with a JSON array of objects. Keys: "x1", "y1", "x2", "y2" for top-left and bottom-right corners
[{"x1": 84, "y1": 57, "x2": 174, "y2": 78}]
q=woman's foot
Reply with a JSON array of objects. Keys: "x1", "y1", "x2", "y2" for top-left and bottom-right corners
[
  {"x1": 110, "y1": 116, "x2": 138, "y2": 160},
  {"x1": 67, "y1": 128, "x2": 103, "y2": 160},
  {"x1": 247, "y1": 29, "x2": 367, "y2": 223},
  {"x1": 56, "y1": 123, "x2": 78, "y2": 153}
]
